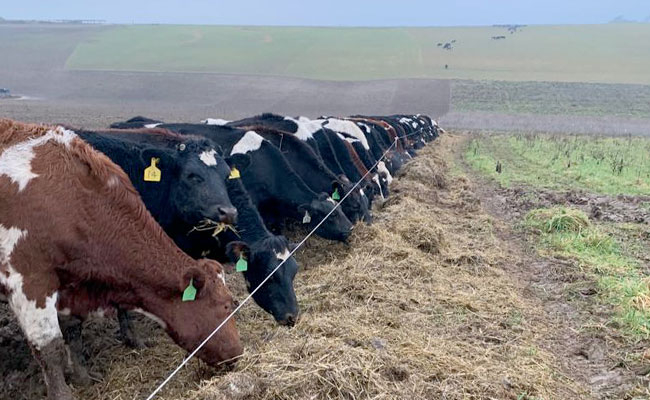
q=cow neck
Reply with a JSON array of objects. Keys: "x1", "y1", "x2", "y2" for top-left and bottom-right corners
[
  {"x1": 259, "y1": 131, "x2": 336, "y2": 193},
  {"x1": 73, "y1": 166, "x2": 191, "y2": 303},
  {"x1": 226, "y1": 179, "x2": 269, "y2": 244},
  {"x1": 258, "y1": 141, "x2": 317, "y2": 207}
]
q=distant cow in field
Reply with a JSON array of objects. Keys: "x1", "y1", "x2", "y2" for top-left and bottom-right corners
[
  {"x1": 492, "y1": 35, "x2": 506, "y2": 40},
  {"x1": 0, "y1": 119, "x2": 242, "y2": 400},
  {"x1": 443, "y1": 43, "x2": 452, "y2": 50}
]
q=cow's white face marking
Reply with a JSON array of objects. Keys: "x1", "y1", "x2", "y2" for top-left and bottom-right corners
[
  {"x1": 372, "y1": 175, "x2": 385, "y2": 201},
  {"x1": 144, "y1": 123, "x2": 162, "y2": 128},
  {"x1": 326, "y1": 197, "x2": 336, "y2": 204},
  {"x1": 284, "y1": 116, "x2": 324, "y2": 141},
  {"x1": 0, "y1": 225, "x2": 62, "y2": 350},
  {"x1": 202, "y1": 118, "x2": 230, "y2": 126},
  {"x1": 199, "y1": 149, "x2": 218, "y2": 166},
  {"x1": 133, "y1": 308, "x2": 167, "y2": 329},
  {"x1": 0, "y1": 127, "x2": 77, "y2": 192},
  {"x1": 230, "y1": 131, "x2": 264, "y2": 155},
  {"x1": 377, "y1": 161, "x2": 393, "y2": 185},
  {"x1": 360, "y1": 189, "x2": 366, "y2": 197},
  {"x1": 324, "y1": 119, "x2": 370, "y2": 150},
  {"x1": 275, "y1": 248, "x2": 291, "y2": 262}
]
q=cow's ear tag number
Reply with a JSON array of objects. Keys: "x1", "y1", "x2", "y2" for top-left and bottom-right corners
[
  {"x1": 332, "y1": 188, "x2": 341, "y2": 201},
  {"x1": 228, "y1": 167, "x2": 241, "y2": 180},
  {"x1": 182, "y1": 279, "x2": 197, "y2": 302},
  {"x1": 144, "y1": 158, "x2": 161, "y2": 182},
  {"x1": 302, "y1": 210, "x2": 311, "y2": 224},
  {"x1": 235, "y1": 255, "x2": 248, "y2": 272}
]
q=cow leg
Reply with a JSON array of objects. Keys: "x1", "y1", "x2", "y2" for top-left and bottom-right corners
[
  {"x1": 117, "y1": 307, "x2": 146, "y2": 349},
  {"x1": 7, "y1": 291, "x2": 74, "y2": 400},
  {"x1": 33, "y1": 338, "x2": 75, "y2": 400},
  {"x1": 60, "y1": 315, "x2": 92, "y2": 387}
]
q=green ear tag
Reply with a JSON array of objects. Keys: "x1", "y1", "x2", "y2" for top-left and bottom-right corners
[
  {"x1": 236, "y1": 256, "x2": 248, "y2": 272},
  {"x1": 182, "y1": 279, "x2": 197, "y2": 302},
  {"x1": 332, "y1": 188, "x2": 341, "y2": 201}
]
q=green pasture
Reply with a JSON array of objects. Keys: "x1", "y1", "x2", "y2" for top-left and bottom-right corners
[{"x1": 65, "y1": 24, "x2": 650, "y2": 83}]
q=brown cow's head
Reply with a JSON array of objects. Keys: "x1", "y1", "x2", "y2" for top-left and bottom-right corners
[{"x1": 156, "y1": 259, "x2": 242, "y2": 365}]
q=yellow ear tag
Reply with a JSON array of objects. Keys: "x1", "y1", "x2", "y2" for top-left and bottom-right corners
[
  {"x1": 228, "y1": 167, "x2": 241, "y2": 180},
  {"x1": 144, "y1": 158, "x2": 161, "y2": 182}
]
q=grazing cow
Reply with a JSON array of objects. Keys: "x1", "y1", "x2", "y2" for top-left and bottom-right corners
[
  {"x1": 0, "y1": 120, "x2": 242, "y2": 400},
  {"x1": 110, "y1": 120, "x2": 353, "y2": 242},
  {"x1": 231, "y1": 124, "x2": 371, "y2": 224},
  {"x1": 85, "y1": 128, "x2": 300, "y2": 326},
  {"x1": 77, "y1": 128, "x2": 238, "y2": 254}
]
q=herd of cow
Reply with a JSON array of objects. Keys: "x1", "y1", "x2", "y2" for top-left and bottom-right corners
[{"x1": 0, "y1": 112, "x2": 441, "y2": 400}]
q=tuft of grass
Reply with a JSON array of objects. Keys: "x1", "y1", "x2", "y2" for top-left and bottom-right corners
[
  {"x1": 465, "y1": 133, "x2": 650, "y2": 195},
  {"x1": 526, "y1": 207, "x2": 590, "y2": 234},
  {"x1": 524, "y1": 207, "x2": 649, "y2": 337}
]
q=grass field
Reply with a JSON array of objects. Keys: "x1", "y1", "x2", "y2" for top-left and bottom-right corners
[
  {"x1": 452, "y1": 80, "x2": 650, "y2": 119},
  {"x1": 465, "y1": 133, "x2": 650, "y2": 337},
  {"x1": 465, "y1": 134, "x2": 650, "y2": 195},
  {"x1": 65, "y1": 23, "x2": 650, "y2": 83}
]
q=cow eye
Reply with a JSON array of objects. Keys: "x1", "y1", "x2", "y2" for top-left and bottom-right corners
[{"x1": 187, "y1": 173, "x2": 204, "y2": 184}]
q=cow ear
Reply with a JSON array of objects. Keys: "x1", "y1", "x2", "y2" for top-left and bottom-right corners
[
  {"x1": 317, "y1": 192, "x2": 329, "y2": 201},
  {"x1": 181, "y1": 267, "x2": 206, "y2": 298},
  {"x1": 337, "y1": 174, "x2": 351, "y2": 184},
  {"x1": 225, "y1": 241, "x2": 250, "y2": 262},
  {"x1": 227, "y1": 153, "x2": 252, "y2": 171}
]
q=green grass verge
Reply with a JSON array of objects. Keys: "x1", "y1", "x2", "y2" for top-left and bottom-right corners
[
  {"x1": 525, "y1": 207, "x2": 650, "y2": 337},
  {"x1": 465, "y1": 134, "x2": 650, "y2": 195},
  {"x1": 65, "y1": 24, "x2": 650, "y2": 83}
]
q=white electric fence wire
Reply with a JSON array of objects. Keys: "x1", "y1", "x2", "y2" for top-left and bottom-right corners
[{"x1": 145, "y1": 127, "x2": 427, "y2": 399}]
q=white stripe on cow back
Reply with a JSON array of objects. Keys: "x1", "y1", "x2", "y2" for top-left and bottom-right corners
[
  {"x1": 201, "y1": 118, "x2": 230, "y2": 126},
  {"x1": 230, "y1": 131, "x2": 265, "y2": 155},
  {"x1": 144, "y1": 123, "x2": 162, "y2": 128},
  {"x1": 284, "y1": 116, "x2": 324, "y2": 141},
  {"x1": 0, "y1": 127, "x2": 77, "y2": 192},
  {"x1": 324, "y1": 118, "x2": 370, "y2": 150},
  {"x1": 335, "y1": 132, "x2": 360, "y2": 145},
  {"x1": 0, "y1": 225, "x2": 62, "y2": 350},
  {"x1": 377, "y1": 161, "x2": 393, "y2": 185},
  {"x1": 199, "y1": 149, "x2": 218, "y2": 166}
]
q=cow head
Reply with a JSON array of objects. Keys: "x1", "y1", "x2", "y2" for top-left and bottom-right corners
[
  {"x1": 160, "y1": 140, "x2": 238, "y2": 225},
  {"x1": 153, "y1": 259, "x2": 242, "y2": 365},
  {"x1": 299, "y1": 193, "x2": 353, "y2": 242},
  {"x1": 334, "y1": 178, "x2": 371, "y2": 224},
  {"x1": 226, "y1": 237, "x2": 299, "y2": 326}
]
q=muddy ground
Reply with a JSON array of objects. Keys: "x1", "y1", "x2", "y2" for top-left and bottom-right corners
[{"x1": 2, "y1": 133, "x2": 649, "y2": 400}]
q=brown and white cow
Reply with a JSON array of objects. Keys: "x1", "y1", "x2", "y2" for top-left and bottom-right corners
[{"x1": 0, "y1": 119, "x2": 242, "y2": 400}]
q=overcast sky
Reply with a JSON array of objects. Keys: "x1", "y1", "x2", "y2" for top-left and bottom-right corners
[{"x1": 2, "y1": 0, "x2": 649, "y2": 26}]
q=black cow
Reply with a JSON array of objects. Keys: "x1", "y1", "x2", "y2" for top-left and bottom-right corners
[
  {"x1": 114, "y1": 122, "x2": 353, "y2": 242},
  {"x1": 185, "y1": 177, "x2": 300, "y2": 325},
  {"x1": 78, "y1": 128, "x2": 237, "y2": 244}
]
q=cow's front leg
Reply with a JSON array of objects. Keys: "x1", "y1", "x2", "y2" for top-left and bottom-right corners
[
  {"x1": 117, "y1": 307, "x2": 146, "y2": 349},
  {"x1": 8, "y1": 289, "x2": 74, "y2": 400},
  {"x1": 34, "y1": 337, "x2": 75, "y2": 400},
  {"x1": 60, "y1": 315, "x2": 92, "y2": 387}
]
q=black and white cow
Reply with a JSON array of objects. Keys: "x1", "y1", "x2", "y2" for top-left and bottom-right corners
[
  {"x1": 227, "y1": 123, "x2": 371, "y2": 224},
  {"x1": 109, "y1": 116, "x2": 164, "y2": 130}
]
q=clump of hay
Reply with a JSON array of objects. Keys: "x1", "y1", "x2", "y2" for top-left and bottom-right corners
[{"x1": 526, "y1": 206, "x2": 590, "y2": 233}]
